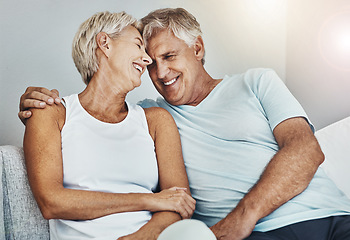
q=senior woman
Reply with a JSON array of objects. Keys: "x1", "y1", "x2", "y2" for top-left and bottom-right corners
[{"x1": 23, "y1": 11, "x2": 198, "y2": 240}]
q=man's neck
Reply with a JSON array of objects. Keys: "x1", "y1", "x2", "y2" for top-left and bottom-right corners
[{"x1": 187, "y1": 72, "x2": 223, "y2": 106}]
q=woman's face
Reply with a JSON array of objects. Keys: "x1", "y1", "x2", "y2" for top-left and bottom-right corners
[{"x1": 107, "y1": 26, "x2": 152, "y2": 92}]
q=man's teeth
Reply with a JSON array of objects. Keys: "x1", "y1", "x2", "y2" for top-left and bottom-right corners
[
  {"x1": 164, "y1": 77, "x2": 177, "y2": 86},
  {"x1": 133, "y1": 63, "x2": 142, "y2": 72}
]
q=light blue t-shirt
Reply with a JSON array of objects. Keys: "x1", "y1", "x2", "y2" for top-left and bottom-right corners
[{"x1": 139, "y1": 68, "x2": 350, "y2": 231}]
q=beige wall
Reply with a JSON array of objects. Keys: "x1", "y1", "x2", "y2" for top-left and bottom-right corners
[
  {"x1": 286, "y1": 0, "x2": 350, "y2": 129},
  {"x1": 0, "y1": 0, "x2": 287, "y2": 146},
  {"x1": 4, "y1": 0, "x2": 350, "y2": 145}
]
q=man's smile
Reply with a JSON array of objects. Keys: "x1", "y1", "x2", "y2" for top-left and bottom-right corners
[{"x1": 164, "y1": 76, "x2": 179, "y2": 86}]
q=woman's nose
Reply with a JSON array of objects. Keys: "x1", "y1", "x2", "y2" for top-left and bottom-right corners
[{"x1": 142, "y1": 53, "x2": 153, "y2": 65}]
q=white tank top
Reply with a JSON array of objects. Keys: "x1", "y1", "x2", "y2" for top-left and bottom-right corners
[{"x1": 49, "y1": 94, "x2": 159, "y2": 240}]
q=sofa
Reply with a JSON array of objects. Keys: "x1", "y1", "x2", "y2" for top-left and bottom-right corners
[{"x1": 1, "y1": 116, "x2": 350, "y2": 239}]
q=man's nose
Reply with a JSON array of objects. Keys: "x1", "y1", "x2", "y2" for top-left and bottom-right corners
[{"x1": 156, "y1": 62, "x2": 169, "y2": 79}]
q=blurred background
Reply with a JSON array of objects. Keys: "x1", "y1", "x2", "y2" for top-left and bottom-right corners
[{"x1": 1, "y1": 0, "x2": 350, "y2": 146}]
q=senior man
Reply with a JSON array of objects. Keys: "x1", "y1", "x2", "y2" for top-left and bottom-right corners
[{"x1": 19, "y1": 8, "x2": 350, "y2": 240}]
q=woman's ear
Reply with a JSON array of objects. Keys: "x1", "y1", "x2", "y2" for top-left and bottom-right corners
[
  {"x1": 96, "y1": 32, "x2": 110, "y2": 58},
  {"x1": 193, "y1": 36, "x2": 205, "y2": 61}
]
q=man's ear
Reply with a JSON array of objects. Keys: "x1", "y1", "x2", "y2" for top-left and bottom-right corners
[
  {"x1": 96, "y1": 32, "x2": 110, "y2": 58},
  {"x1": 193, "y1": 36, "x2": 205, "y2": 61}
]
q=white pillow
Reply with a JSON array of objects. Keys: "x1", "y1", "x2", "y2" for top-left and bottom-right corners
[{"x1": 315, "y1": 117, "x2": 350, "y2": 199}]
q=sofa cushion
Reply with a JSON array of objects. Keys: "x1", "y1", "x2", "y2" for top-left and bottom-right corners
[
  {"x1": 315, "y1": 116, "x2": 350, "y2": 199},
  {"x1": 1, "y1": 145, "x2": 49, "y2": 239}
]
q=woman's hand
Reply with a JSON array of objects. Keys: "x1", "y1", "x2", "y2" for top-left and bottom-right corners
[
  {"x1": 148, "y1": 187, "x2": 196, "y2": 219},
  {"x1": 19, "y1": 87, "x2": 61, "y2": 124}
]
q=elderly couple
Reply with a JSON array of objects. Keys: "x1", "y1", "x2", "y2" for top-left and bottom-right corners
[{"x1": 20, "y1": 7, "x2": 350, "y2": 240}]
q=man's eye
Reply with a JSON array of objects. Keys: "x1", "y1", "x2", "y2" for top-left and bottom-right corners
[{"x1": 165, "y1": 55, "x2": 175, "y2": 60}]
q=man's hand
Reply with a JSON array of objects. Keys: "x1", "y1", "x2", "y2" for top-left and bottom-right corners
[
  {"x1": 210, "y1": 205, "x2": 257, "y2": 240},
  {"x1": 117, "y1": 228, "x2": 158, "y2": 240},
  {"x1": 117, "y1": 211, "x2": 180, "y2": 240},
  {"x1": 19, "y1": 87, "x2": 61, "y2": 124}
]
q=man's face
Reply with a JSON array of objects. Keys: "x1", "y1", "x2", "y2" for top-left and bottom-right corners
[{"x1": 146, "y1": 29, "x2": 203, "y2": 106}]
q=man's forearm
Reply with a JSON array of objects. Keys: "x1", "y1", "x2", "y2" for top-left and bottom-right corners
[
  {"x1": 211, "y1": 144, "x2": 323, "y2": 240},
  {"x1": 211, "y1": 118, "x2": 324, "y2": 239},
  {"x1": 235, "y1": 118, "x2": 324, "y2": 224},
  {"x1": 232, "y1": 144, "x2": 322, "y2": 224},
  {"x1": 123, "y1": 211, "x2": 181, "y2": 239}
]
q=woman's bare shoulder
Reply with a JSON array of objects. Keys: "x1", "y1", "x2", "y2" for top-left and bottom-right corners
[
  {"x1": 28, "y1": 103, "x2": 66, "y2": 130},
  {"x1": 143, "y1": 107, "x2": 176, "y2": 139},
  {"x1": 143, "y1": 107, "x2": 173, "y2": 123}
]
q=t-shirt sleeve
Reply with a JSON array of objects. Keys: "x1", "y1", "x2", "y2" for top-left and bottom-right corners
[
  {"x1": 250, "y1": 69, "x2": 315, "y2": 132},
  {"x1": 137, "y1": 98, "x2": 160, "y2": 108}
]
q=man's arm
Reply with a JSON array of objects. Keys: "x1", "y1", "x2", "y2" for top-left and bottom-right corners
[
  {"x1": 19, "y1": 87, "x2": 61, "y2": 124},
  {"x1": 210, "y1": 117, "x2": 324, "y2": 240}
]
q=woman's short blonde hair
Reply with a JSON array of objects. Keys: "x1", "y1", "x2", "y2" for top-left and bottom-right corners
[
  {"x1": 72, "y1": 11, "x2": 140, "y2": 84},
  {"x1": 141, "y1": 8, "x2": 205, "y2": 65}
]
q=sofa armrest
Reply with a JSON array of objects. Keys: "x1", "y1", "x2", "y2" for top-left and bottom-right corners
[
  {"x1": 1, "y1": 145, "x2": 50, "y2": 239},
  {"x1": 0, "y1": 146, "x2": 5, "y2": 239}
]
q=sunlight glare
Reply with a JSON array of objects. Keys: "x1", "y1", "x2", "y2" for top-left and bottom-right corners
[{"x1": 319, "y1": 10, "x2": 350, "y2": 71}]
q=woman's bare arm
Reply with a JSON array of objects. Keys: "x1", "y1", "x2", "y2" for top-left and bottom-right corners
[
  {"x1": 24, "y1": 105, "x2": 194, "y2": 221},
  {"x1": 118, "y1": 107, "x2": 196, "y2": 240}
]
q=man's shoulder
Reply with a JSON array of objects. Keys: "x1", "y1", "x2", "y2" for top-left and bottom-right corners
[
  {"x1": 245, "y1": 67, "x2": 274, "y2": 74},
  {"x1": 220, "y1": 68, "x2": 276, "y2": 90},
  {"x1": 137, "y1": 98, "x2": 159, "y2": 108},
  {"x1": 243, "y1": 68, "x2": 276, "y2": 80},
  {"x1": 240, "y1": 68, "x2": 282, "y2": 88},
  {"x1": 137, "y1": 97, "x2": 167, "y2": 109},
  {"x1": 224, "y1": 68, "x2": 275, "y2": 82}
]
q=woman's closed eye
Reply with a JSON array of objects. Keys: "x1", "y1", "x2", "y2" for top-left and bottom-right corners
[{"x1": 135, "y1": 37, "x2": 144, "y2": 49}]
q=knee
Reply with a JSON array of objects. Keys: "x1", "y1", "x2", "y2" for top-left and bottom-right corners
[{"x1": 158, "y1": 219, "x2": 217, "y2": 240}]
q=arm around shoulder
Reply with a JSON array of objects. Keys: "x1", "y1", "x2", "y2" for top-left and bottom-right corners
[{"x1": 19, "y1": 87, "x2": 61, "y2": 124}]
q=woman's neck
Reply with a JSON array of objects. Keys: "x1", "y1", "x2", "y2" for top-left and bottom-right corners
[{"x1": 78, "y1": 73, "x2": 129, "y2": 124}]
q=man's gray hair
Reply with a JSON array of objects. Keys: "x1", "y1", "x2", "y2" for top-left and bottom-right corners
[
  {"x1": 141, "y1": 8, "x2": 205, "y2": 65},
  {"x1": 72, "y1": 11, "x2": 140, "y2": 84}
]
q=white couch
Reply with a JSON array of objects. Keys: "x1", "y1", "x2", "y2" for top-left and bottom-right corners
[
  {"x1": 1, "y1": 116, "x2": 350, "y2": 239},
  {"x1": 316, "y1": 116, "x2": 350, "y2": 199}
]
